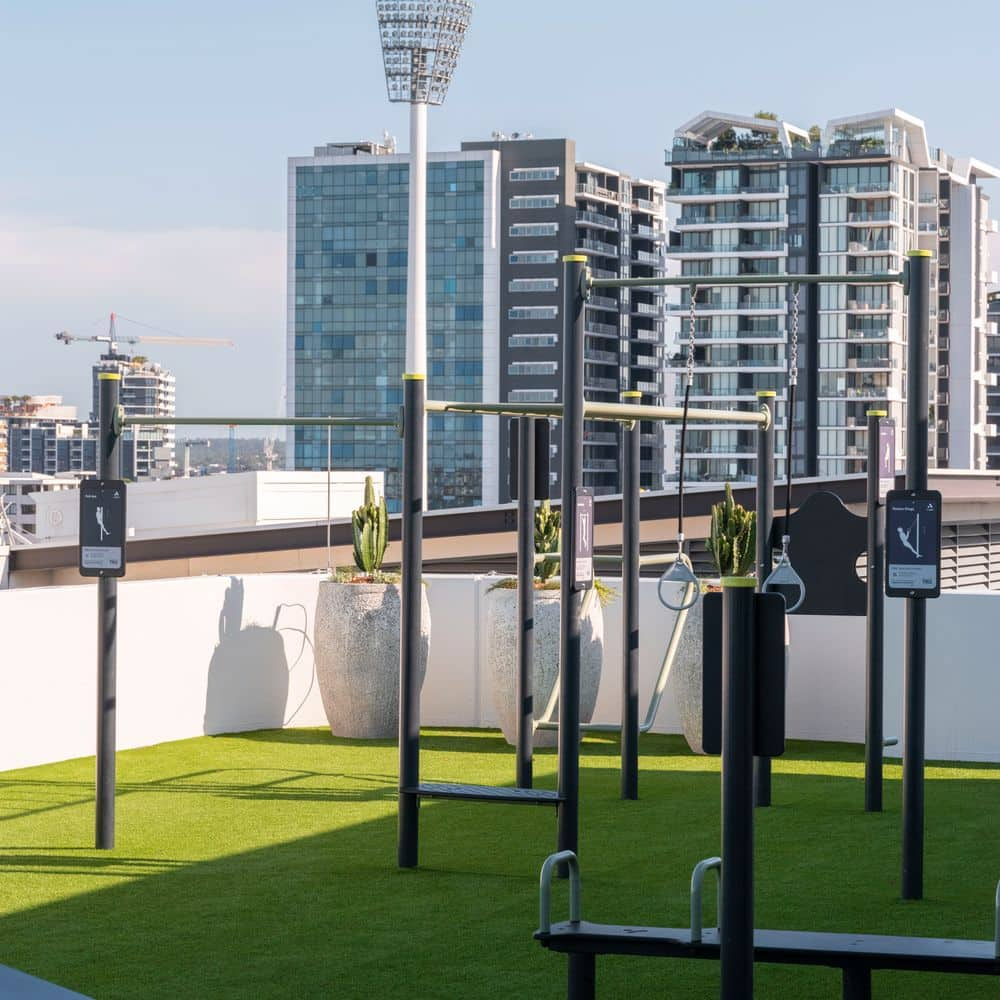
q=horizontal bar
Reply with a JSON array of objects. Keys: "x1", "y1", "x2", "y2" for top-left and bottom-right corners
[
  {"x1": 590, "y1": 271, "x2": 905, "y2": 290},
  {"x1": 427, "y1": 399, "x2": 769, "y2": 427},
  {"x1": 124, "y1": 415, "x2": 400, "y2": 428}
]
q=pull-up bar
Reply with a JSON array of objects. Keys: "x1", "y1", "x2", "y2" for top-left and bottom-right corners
[{"x1": 590, "y1": 271, "x2": 906, "y2": 290}]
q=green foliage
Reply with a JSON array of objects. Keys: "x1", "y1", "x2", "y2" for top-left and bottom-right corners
[
  {"x1": 755, "y1": 109, "x2": 778, "y2": 121},
  {"x1": 534, "y1": 500, "x2": 561, "y2": 582},
  {"x1": 351, "y1": 475, "x2": 388, "y2": 576},
  {"x1": 708, "y1": 482, "x2": 757, "y2": 577},
  {"x1": 487, "y1": 576, "x2": 617, "y2": 607},
  {"x1": 808, "y1": 124, "x2": 822, "y2": 143}
]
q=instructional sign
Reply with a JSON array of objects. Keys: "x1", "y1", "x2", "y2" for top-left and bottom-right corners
[
  {"x1": 574, "y1": 488, "x2": 594, "y2": 591},
  {"x1": 878, "y1": 420, "x2": 896, "y2": 500},
  {"x1": 885, "y1": 489, "x2": 941, "y2": 598},
  {"x1": 79, "y1": 479, "x2": 127, "y2": 578}
]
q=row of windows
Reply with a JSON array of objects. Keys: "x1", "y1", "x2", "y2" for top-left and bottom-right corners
[
  {"x1": 509, "y1": 278, "x2": 559, "y2": 293},
  {"x1": 510, "y1": 223, "x2": 559, "y2": 238},
  {"x1": 508, "y1": 361, "x2": 559, "y2": 376},
  {"x1": 509, "y1": 195, "x2": 560, "y2": 210},
  {"x1": 509, "y1": 305, "x2": 559, "y2": 320},
  {"x1": 509, "y1": 250, "x2": 559, "y2": 265},
  {"x1": 510, "y1": 166, "x2": 560, "y2": 182}
]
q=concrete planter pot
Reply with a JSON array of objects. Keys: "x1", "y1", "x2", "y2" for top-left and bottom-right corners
[
  {"x1": 486, "y1": 586, "x2": 604, "y2": 748},
  {"x1": 314, "y1": 580, "x2": 430, "y2": 739},
  {"x1": 674, "y1": 583, "x2": 789, "y2": 754}
]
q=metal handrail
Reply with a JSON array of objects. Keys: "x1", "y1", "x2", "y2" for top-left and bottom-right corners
[
  {"x1": 690, "y1": 856, "x2": 722, "y2": 943},
  {"x1": 538, "y1": 851, "x2": 582, "y2": 935},
  {"x1": 591, "y1": 272, "x2": 905, "y2": 290}
]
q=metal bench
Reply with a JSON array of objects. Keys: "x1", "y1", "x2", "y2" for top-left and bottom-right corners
[{"x1": 534, "y1": 852, "x2": 1000, "y2": 1000}]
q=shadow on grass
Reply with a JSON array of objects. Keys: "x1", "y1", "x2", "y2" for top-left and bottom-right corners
[{"x1": 1, "y1": 735, "x2": 999, "y2": 999}]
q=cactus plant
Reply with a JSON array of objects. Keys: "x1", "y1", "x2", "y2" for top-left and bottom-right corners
[
  {"x1": 352, "y1": 476, "x2": 388, "y2": 576},
  {"x1": 708, "y1": 483, "x2": 756, "y2": 578},
  {"x1": 534, "y1": 500, "x2": 561, "y2": 582}
]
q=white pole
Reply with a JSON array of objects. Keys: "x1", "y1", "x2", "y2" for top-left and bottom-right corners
[{"x1": 407, "y1": 100, "x2": 429, "y2": 507}]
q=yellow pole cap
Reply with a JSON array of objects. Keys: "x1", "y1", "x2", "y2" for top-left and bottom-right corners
[
  {"x1": 721, "y1": 576, "x2": 758, "y2": 588},
  {"x1": 401, "y1": 373, "x2": 425, "y2": 381},
  {"x1": 756, "y1": 390, "x2": 777, "y2": 398},
  {"x1": 562, "y1": 254, "x2": 588, "y2": 263},
  {"x1": 97, "y1": 373, "x2": 121, "y2": 381},
  {"x1": 622, "y1": 390, "x2": 642, "y2": 399},
  {"x1": 866, "y1": 409, "x2": 888, "y2": 417},
  {"x1": 907, "y1": 250, "x2": 934, "y2": 258}
]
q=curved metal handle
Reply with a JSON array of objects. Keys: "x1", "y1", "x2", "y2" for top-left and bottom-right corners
[
  {"x1": 761, "y1": 539, "x2": 806, "y2": 613},
  {"x1": 657, "y1": 553, "x2": 701, "y2": 612},
  {"x1": 690, "y1": 856, "x2": 722, "y2": 943},
  {"x1": 538, "y1": 851, "x2": 581, "y2": 935}
]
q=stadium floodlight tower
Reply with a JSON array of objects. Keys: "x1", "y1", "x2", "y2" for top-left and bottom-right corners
[
  {"x1": 378, "y1": 0, "x2": 472, "y2": 870},
  {"x1": 376, "y1": 0, "x2": 473, "y2": 382}
]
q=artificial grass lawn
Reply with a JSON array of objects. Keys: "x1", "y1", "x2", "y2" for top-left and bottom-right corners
[{"x1": 1, "y1": 731, "x2": 998, "y2": 999}]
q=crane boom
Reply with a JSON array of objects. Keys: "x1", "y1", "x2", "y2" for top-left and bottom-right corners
[{"x1": 54, "y1": 313, "x2": 234, "y2": 354}]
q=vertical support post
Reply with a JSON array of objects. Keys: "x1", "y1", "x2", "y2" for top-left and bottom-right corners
[
  {"x1": 865, "y1": 409, "x2": 886, "y2": 813},
  {"x1": 567, "y1": 953, "x2": 596, "y2": 1000},
  {"x1": 326, "y1": 422, "x2": 333, "y2": 576},
  {"x1": 558, "y1": 255, "x2": 587, "y2": 867},
  {"x1": 753, "y1": 391, "x2": 776, "y2": 808},
  {"x1": 902, "y1": 250, "x2": 931, "y2": 899},
  {"x1": 96, "y1": 372, "x2": 121, "y2": 851},
  {"x1": 398, "y1": 374, "x2": 425, "y2": 869},
  {"x1": 517, "y1": 415, "x2": 535, "y2": 789},
  {"x1": 621, "y1": 390, "x2": 642, "y2": 800},
  {"x1": 720, "y1": 577, "x2": 757, "y2": 1000}
]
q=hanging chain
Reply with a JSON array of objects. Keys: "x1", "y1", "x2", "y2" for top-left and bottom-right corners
[
  {"x1": 789, "y1": 283, "x2": 800, "y2": 388},
  {"x1": 686, "y1": 285, "x2": 697, "y2": 388}
]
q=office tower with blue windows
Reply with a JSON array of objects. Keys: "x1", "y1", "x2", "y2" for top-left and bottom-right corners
[{"x1": 287, "y1": 138, "x2": 500, "y2": 509}]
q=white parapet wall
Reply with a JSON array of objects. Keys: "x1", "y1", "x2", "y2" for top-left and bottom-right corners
[{"x1": 1, "y1": 574, "x2": 997, "y2": 772}]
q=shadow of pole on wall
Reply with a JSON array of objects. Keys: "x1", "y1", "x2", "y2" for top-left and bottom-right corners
[{"x1": 203, "y1": 578, "x2": 292, "y2": 735}]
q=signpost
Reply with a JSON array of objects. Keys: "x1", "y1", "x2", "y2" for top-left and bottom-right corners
[
  {"x1": 574, "y1": 488, "x2": 594, "y2": 591},
  {"x1": 885, "y1": 489, "x2": 942, "y2": 599},
  {"x1": 79, "y1": 480, "x2": 127, "y2": 577}
]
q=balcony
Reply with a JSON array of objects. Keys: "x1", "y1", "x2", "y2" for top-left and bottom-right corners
[
  {"x1": 676, "y1": 213, "x2": 786, "y2": 228},
  {"x1": 585, "y1": 321, "x2": 618, "y2": 337},
  {"x1": 821, "y1": 182, "x2": 897, "y2": 196},
  {"x1": 666, "y1": 140, "x2": 786, "y2": 164},
  {"x1": 635, "y1": 380, "x2": 660, "y2": 394},
  {"x1": 588, "y1": 294, "x2": 619, "y2": 311},
  {"x1": 577, "y1": 209, "x2": 618, "y2": 231},
  {"x1": 633, "y1": 249, "x2": 661, "y2": 265},
  {"x1": 847, "y1": 240, "x2": 897, "y2": 254},
  {"x1": 846, "y1": 211, "x2": 896, "y2": 224},
  {"x1": 918, "y1": 222, "x2": 938, "y2": 233},
  {"x1": 587, "y1": 348, "x2": 619, "y2": 364},
  {"x1": 919, "y1": 193, "x2": 938, "y2": 205},
  {"x1": 632, "y1": 224, "x2": 665, "y2": 240},
  {"x1": 825, "y1": 139, "x2": 901, "y2": 159},
  {"x1": 576, "y1": 183, "x2": 619, "y2": 202},
  {"x1": 632, "y1": 302, "x2": 661, "y2": 316},
  {"x1": 584, "y1": 377, "x2": 619, "y2": 391},
  {"x1": 633, "y1": 197, "x2": 658, "y2": 213},
  {"x1": 670, "y1": 357, "x2": 783, "y2": 369},
  {"x1": 577, "y1": 238, "x2": 619, "y2": 258}
]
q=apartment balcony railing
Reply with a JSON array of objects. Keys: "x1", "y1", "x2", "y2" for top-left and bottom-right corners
[
  {"x1": 583, "y1": 459, "x2": 618, "y2": 471},
  {"x1": 583, "y1": 431, "x2": 618, "y2": 444},
  {"x1": 819, "y1": 386, "x2": 894, "y2": 399},
  {"x1": 918, "y1": 222, "x2": 938, "y2": 233},
  {"x1": 632, "y1": 329, "x2": 661, "y2": 343},
  {"x1": 577, "y1": 238, "x2": 619, "y2": 257},
  {"x1": 684, "y1": 444, "x2": 758, "y2": 455},
  {"x1": 577, "y1": 209, "x2": 618, "y2": 230},
  {"x1": 846, "y1": 211, "x2": 896, "y2": 223},
  {"x1": 825, "y1": 140, "x2": 902, "y2": 159},
  {"x1": 847, "y1": 300, "x2": 894, "y2": 312},
  {"x1": 633, "y1": 249, "x2": 661, "y2": 264},
  {"x1": 576, "y1": 183, "x2": 619, "y2": 201},
  {"x1": 635, "y1": 381, "x2": 660, "y2": 394},
  {"x1": 845, "y1": 325, "x2": 897, "y2": 340},
  {"x1": 588, "y1": 294, "x2": 619, "y2": 311},
  {"x1": 938, "y1": 255, "x2": 950, "y2": 268},
  {"x1": 821, "y1": 358, "x2": 895, "y2": 370},
  {"x1": 666, "y1": 142, "x2": 786, "y2": 164},
  {"x1": 919, "y1": 193, "x2": 939, "y2": 204},
  {"x1": 590, "y1": 266, "x2": 616, "y2": 279},
  {"x1": 939, "y1": 227, "x2": 950, "y2": 240},
  {"x1": 821, "y1": 182, "x2": 897, "y2": 195},
  {"x1": 587, "y1": 349, "x2": 619, "y2": 364},
  {"x1": 632, "y1": 302, "x2": 661, "y2": 315},
  {"x1": 692, "y1": 330, "x2": 784, "y2": 341},
  {"x1": 848, "y1": 240, "x2": 897, "y2": 254},
  {"x1": 584, "y1": 377, "x2": 619, "y2": 391},
  {"x1": 669, "y1": 358, "x2": 782, "y2": 369},
  {"x1": 585, "y1": 321, "x2": 618, "y2": 337},
  {"x1": 667, "y1": 184, "x2": 786, "y2": 198},
  {"x1": 633, "y1": 198, "x2": 658, "y2": 213},
  {"x1": 633, "y1": 224, "x2": 665, "y2": 240}
]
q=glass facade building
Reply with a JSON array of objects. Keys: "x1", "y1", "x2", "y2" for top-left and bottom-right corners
[{"x1": 288, "y1": 146, "x2": 500, "y2": 509}]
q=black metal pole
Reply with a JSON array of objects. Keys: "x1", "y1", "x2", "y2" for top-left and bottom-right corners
[
  {"x1": 621, "y1": 390, "x2": 642, "y2": 800},
  {"x1": 96, "y1": 372, "x2": 121, "y2": 851},
  {"x1": 720, "y1": 578, "x2": 757, "y2": 1000},
  {"x1": 902, "y1": 250, "x2": 931, "y2": 899},
  {"x1": 517, "y1": 415, "x2": 535, "y2": 789},
  {"x1": 557, "y1": 255, "x2": 587, "y2": 867},
  {"x1": 397, "y1": 373, "x2": 425, "y2": 869},
  {"x1": 753, "y1": 391, "x2": 776, "y2": 808},
  {"x1": 865, "y1": 409, "x2": 886, "y2": 813}
]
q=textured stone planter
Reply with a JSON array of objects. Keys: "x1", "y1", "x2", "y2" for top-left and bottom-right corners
[
  {"x1": 673, "y1": 585, "x2": 789, "y2": 754},
  {"x1": 486, "y1": 586, "x2": 604, "y2": 748},
  {"x1": 314, "y1": 580, "x2": 430, "y2": 739}
]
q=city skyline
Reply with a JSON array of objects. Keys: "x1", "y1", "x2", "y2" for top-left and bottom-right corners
[{"x1": 3, "y1": 1, "x2": 1000, "y2": 422}]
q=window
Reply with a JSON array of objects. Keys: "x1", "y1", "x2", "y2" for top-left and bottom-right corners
[
  {"x1": 509, "y1": 250, "x2": 559, "y2": 265},
  {"x1": 509, "y1": 195, "x2": 560, "y2": 210},
  {"x1": 455, "y1": 304, "x2": 483, "y2": 321},
  {"x1": 510, "y1": 167, "x2": 560, "y2": 182},
  {"x1": 366, "y1": 252, "x2": 377, "y2": 267},
  {"x1": 508, "y1": 361, "x2": 558, "y2": 376},
  {"x1": 509, "y1": 278, "x2": 558, "y2": 293},
  {"x1": 509, "y1": 305, "x2": 559, "y2": 320},
  {"x1": 509, "y1": 223, "x2": 559, "y2": 238},
  {"x1": 509, "y1": 388, "x2": 559, "y2": 402},
  {"x1": 508, "y1": 333, "x2": 558, "y2": 348}
]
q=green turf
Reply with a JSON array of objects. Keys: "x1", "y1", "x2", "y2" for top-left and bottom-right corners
[{"x1": 1, "y1": 730, "x2": 998, "y2": 999}]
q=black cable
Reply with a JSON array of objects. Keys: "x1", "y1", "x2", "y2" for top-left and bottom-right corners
[
  {"x1": 677, "y1": 381, "x2": 691, "y2": 544},
  {"x1": 785, "y1": 381, "x2": 795, "y2": 530}
]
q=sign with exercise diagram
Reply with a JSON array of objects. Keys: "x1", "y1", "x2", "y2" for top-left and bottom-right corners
[
  {"x1": 79, "y1": 479, "x2": 127, "y2": 577},
  {"x1": 885, "y1": 489, "x2": 941, "y2": 598},
  {"x1": 574, "y1": 488, "x2": 594, "y2": 591}
]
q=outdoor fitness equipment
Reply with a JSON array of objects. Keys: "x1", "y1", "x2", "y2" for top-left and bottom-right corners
[
  {"x1": 657, "y1": 291, "x2": 701, "y2": 613},
  {"x1": 761, "y1": 283, "x2": 806, "y2": 613}
]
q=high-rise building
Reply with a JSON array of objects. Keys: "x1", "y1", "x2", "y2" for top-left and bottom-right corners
[
  {"x1": 461, "y1": 135, "x2": 667, "y2": 498},
  {"x1": 0, "y1": 396, "x2": 98, "y2": 477},
  {"x1": 987, "y1": 293, "x2": 1000, "y2": 470},
  {"x1": 287, "y1": 134, "x2": 667, "y2": 508},
  {"x1": 90, "y1": 355, "x2": 176, "y2": 479},
  {"x1": 665, "y1": 109, "x2": 998, "y2": 482}
]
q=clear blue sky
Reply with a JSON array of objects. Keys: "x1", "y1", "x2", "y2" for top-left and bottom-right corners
[{"x1": 3, "y1": 0, "x2": 998, "y2": 424}]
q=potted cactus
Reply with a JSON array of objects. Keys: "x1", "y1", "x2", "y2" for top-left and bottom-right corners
[
  {"x1": 674, "y1": 483, "x2": 757, "y2": 754},
  {"x1": 313, "y1": 476, "x2": 430, "y2": 739},
  {"x1": 485, "y1": 500, "x2": 612, "y2": 747}
]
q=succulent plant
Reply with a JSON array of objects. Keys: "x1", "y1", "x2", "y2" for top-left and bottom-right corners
[
  {"x1": 534, "y1": 500, "x2": 561, "y2": 582},
  {"x1": 352, "y1": 476, "x2": 388, "y2": 576},
  {"x1": 708, "y1": 482, "x2": 756, "y2": 578}
]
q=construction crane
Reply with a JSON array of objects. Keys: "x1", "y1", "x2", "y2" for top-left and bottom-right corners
[{"x1": 54, "y1": 312, "x2": 234, "y2": 356}]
